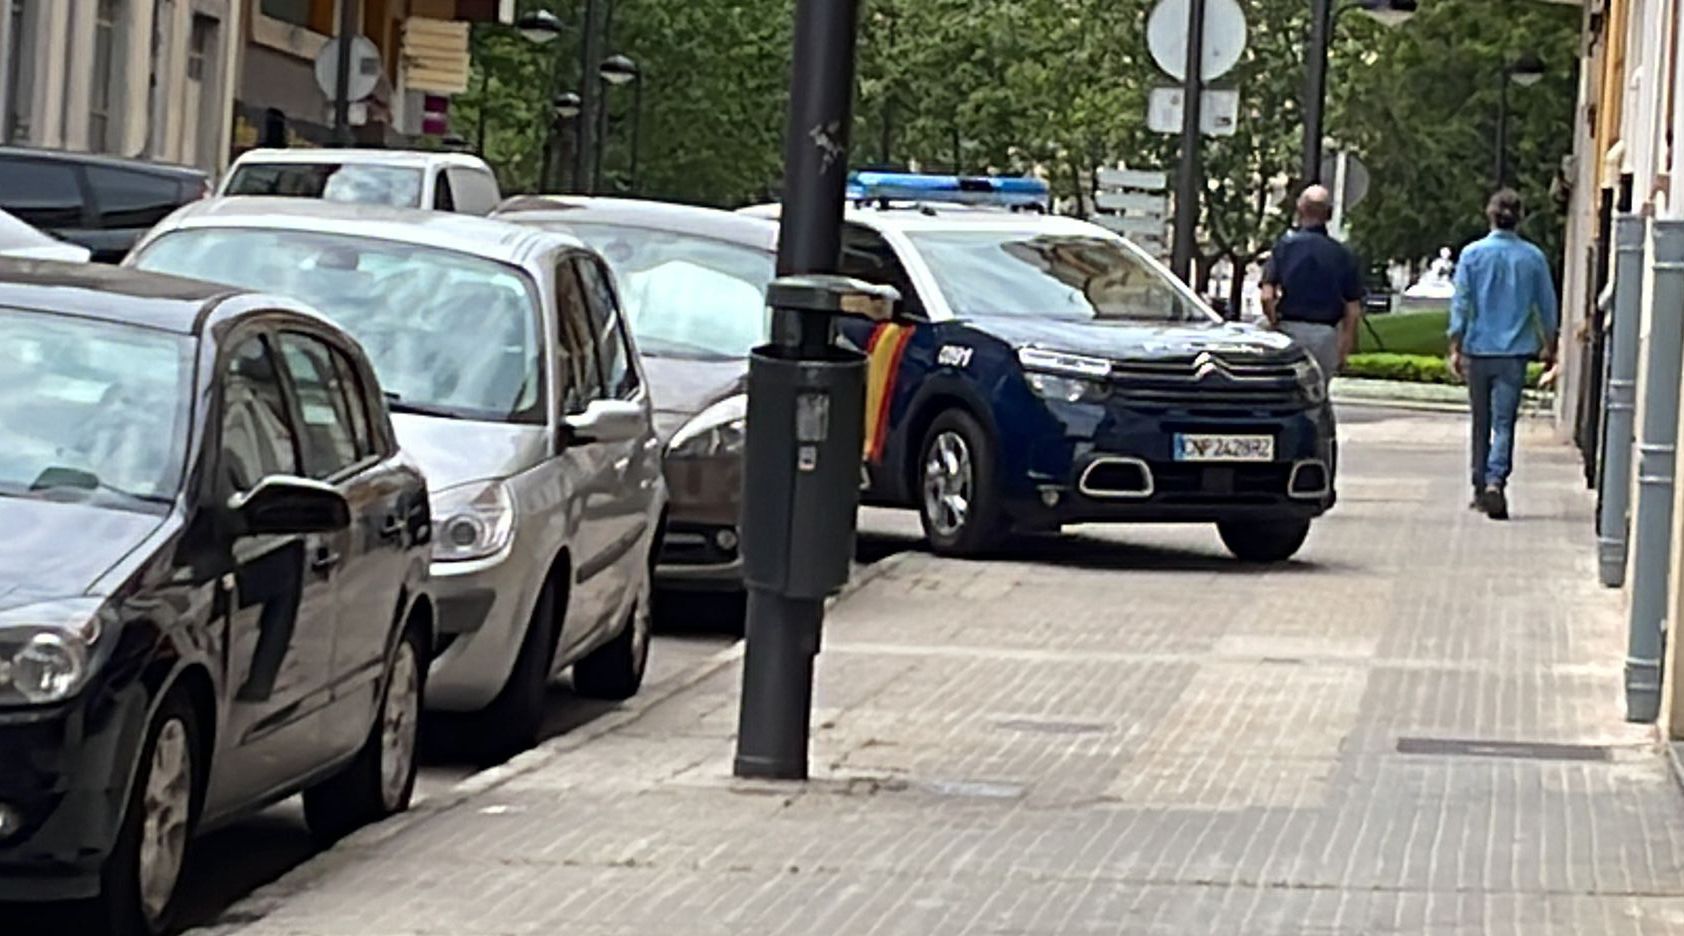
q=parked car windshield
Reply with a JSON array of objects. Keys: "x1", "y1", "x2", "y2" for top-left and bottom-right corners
[
  {"x1": 224, "y1": 163, "x2": 425, "y2": 209},
  {"x1": 134, "y1": 229, "x2": 544, "y2": 423},
  {"x1": 0, "y1": 308, "x2": 190, "y2": 510},
  {"x1": 551, "y1": 222, "x2": 773, "y2": 360},
  {"x1": 906, "y1": 230, "x2": 1216, "y2": 324}
]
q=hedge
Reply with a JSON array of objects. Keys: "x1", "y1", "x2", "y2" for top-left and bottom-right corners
[{"x1": 1342, "y1": 353, "x2": 1545, "y2": 389}]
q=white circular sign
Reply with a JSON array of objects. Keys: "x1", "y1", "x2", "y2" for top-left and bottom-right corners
[
  {"x1": 313, "y1": 35, "x2": 382, "y2": 103},
  {"x1": 1147, "y1": 0, "x2": 1248, "y2": 83}
]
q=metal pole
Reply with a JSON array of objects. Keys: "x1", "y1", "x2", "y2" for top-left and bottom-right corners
[
  {"x1": 593, "y1": 82, "x2": 608, "y2": 194},
  {"x1": 331, "y1": 0, "x2": 357, "y2": 145},
  {"x1": 472, "y1": 24, "x2": 488, "y2": 156},
  {"x1": 1170, "y1": 0, "x2": 1206, "y2": 282},
  {"x1": 1626, "y1": 218, "x2": 1684, "y2": 723},
  {"x1": 1302, "y1": 0, "x2": 1333, "y2": 184},
  {"x1": 1495, "y1": 72, "x2": 1509, "y2": 190},
  {"x1": 574, "y1": 0, "x2": 604, "y2": 193},
  {"x1": 629, "y1": 77, "x2": 642, "y2": 194},
  {"x1": 734, "y1": 0, "x2": 862, "y2": 781},
  {"x1": 1598, "y1": 214, "x2": 1646, "y2": 587}
]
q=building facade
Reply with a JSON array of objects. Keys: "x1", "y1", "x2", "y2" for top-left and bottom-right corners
[{"x1": 0, "y1": 0, "x2": 244, "y2": 173}]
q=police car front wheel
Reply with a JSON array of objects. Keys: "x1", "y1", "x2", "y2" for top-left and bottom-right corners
[
  {"x1": 918, "y1": 410, "x2": 1005, "y2": 556},
  {"x1": 1216, "y1": 518, "x2": 1312, "y2": 564}
]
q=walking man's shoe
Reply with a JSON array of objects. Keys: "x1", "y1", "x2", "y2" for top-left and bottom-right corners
[{"x1": 1482, "y1": 485, "x2": 1509, "y2": 520}]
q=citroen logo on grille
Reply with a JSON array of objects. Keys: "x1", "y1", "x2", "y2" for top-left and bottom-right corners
[{"x1": 1193, "y1": 352, "x2": 1230, "y2": 380}]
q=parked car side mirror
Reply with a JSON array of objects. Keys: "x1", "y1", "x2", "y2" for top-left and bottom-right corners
[
  {"x1": 564, "y1": 399, "x2": 647, "y2": 446},
  {"x1": 228, "y1": 476, "x2": 351, "y2": 536}
]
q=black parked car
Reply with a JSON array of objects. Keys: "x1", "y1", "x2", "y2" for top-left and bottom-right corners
[
  {"x1": 0, "y1": 261, "x2": 433, "y2": 935},
  {"x1": 0, "y1": 148, "x2": 208, "y2": 263}
]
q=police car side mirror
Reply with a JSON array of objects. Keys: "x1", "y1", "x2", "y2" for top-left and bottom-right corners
[{"x1": 767, "y1": 275, "x2": 908, "y2": 324}]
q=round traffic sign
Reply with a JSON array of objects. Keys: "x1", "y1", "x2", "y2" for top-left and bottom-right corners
[
  {"x1": 313, "y1": 35, "x2": 382, "y2": 103},
  {"x1": 1147, "y1": 0, "x2": 1248, "y2": 83}
]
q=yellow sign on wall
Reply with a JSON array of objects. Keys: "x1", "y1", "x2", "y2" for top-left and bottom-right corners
[{"x1": 402, "y1": 17, "x2": 472, "y2": 95}]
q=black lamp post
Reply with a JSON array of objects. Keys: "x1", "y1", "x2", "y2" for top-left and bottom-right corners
[
  {"x1": 594, "y1": 54, "x2": 641, "y2": 194},
  {"x1": 549, "y1": 92, "x2": 583, "y2": 192},
  {"x1": 1495, "y1": 53, "x2": 1546, "y2": 190},
  {"x1": 1302, "y1": 0, "x2": 1418, "y2": 184}
]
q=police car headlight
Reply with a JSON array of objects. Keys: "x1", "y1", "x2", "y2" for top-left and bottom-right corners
[
  {"x1": 431, "y1": 480, "x2": 516, "y2": 562},
  {"x1": 1019, "y1": 349, "x2": 1112, "y2": 403},
  {"x1": 669, "y1": 394, "x2": 747, "y2": 460},
  {"x1": 1025, "y1": 371, "x2": 1111, "y2": 404},
  {"x1": 1293, "y1": 356, "x2": 1328, "y2": 404}
]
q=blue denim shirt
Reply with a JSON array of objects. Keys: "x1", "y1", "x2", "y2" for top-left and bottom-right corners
[{"x1": 1448, "y1": 230, "x2": 1560, "y2": 358}]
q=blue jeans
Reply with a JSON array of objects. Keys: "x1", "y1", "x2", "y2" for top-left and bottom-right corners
[{"x1": 1467, "y1": 355, "x2": 1528, "y2": 488}]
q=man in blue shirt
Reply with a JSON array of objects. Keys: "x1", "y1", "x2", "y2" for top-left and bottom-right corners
[
  {"x1": 1449, "y1": 189, "x2": 1560, "y2": 520},
  {"x1": 1261, "y1": 185, "x2": 1365, "y2": 381}
]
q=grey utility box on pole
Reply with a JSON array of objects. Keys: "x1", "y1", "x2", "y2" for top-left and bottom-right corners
[
  {"x1": 1599, "y1": 215, "x2": 1647, "y2": 587},
  {"x1": 1625, "y1": 219, "x2": 1684, "y2": 724}
]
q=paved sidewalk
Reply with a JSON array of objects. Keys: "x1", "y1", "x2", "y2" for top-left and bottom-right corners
[{"x1": 199, "y1": 411, "x2": 1684, "y2": 935}]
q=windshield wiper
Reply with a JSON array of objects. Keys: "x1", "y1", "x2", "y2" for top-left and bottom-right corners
[
  {"x1": 28, "y1": 466, "x2": 172, "y2": 505},
  {"x1": 383, "y1": 392, "x2": 467, "y2": 420}
]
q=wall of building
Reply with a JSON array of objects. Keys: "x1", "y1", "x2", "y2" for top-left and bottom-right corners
[{"x1": 0, "y1": 0, "x2": 243, "y2": 174}]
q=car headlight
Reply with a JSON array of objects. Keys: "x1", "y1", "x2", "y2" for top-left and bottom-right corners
[
  {"x1": 1019, "y1": 348, "x2": 1112, "y2": 403},
  {"x1": 0, "y1": 599, "x2": 103, "y2": 706},
  {"x1": 431, "y1": 480, "x2": 516, "y2": 562},
  {"x1": 1293, "y1": 356, "x2": 1328, "y2": 404},
  {"x1": 669, "y1": 394, "x2": 747, "y2": 460}
]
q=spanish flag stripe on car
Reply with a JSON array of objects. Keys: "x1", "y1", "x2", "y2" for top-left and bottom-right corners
[{"x1": 863, "y1": 322, "x2": 914, "y2": 463}]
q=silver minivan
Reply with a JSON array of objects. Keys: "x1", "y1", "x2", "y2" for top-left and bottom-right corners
[{"x1": 130, "y1": 198, "x2": 666, "y2": 758}]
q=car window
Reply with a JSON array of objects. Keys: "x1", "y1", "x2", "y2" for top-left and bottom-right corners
[
  {"x1": 0, "y1": 307, "x2": 191, "y2": 510},
  {"x1": 552, "y1": 222, "x2": 772, "y2": 360},
  {"x1": 0, "y1": 158, "x2": 83, "y2": 228},
  {"x1": 220, "y1": 336, "x2": 301, "y2": 494},
  {"x1": 134, "y1": 228, "x2": 544, "y2": 424},
  {"x1": 433, "y1": 171, "x2": 456, "y2": 212},
  {"x1": 556, "y1": 261, "x2": 604, "y2": 412},
  {"x1": 224, "y1": 163, "x2": 424, "y2": 209},
  {"x1": 86, "y1": 166, "x2": 184, "y2": 228},
  {"x1": 331, "y1": 349, "x2": 377, "y2": 458},
  {"x1": 276, "y1": 333, "x2": 363, "y2": 479},
  {"x1": 841, "y1": 225, "x2": 926, "y2": 319},
  {"x1": 446, "y1": 167, "x2": 500, "y2": 214},
  {"x1": 574, "y1": 258, "x2": 637, "y2": 399},
  {"x1": 905, "y1": 230, "x2": 1214, "y2": 324}
]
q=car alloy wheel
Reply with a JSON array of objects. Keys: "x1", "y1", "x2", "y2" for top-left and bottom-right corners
[
  {"x1": 923, "y1": 429, "x2": 973, "y2": 538},
  {"x1": 138, "y1": 718, "x2": 192, "y2": 926},
  {"x1": 379, "y1": 639, "x2": 421, "y2": 812}
]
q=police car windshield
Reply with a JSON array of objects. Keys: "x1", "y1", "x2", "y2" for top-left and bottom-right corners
[
  {"x1": 907, "y1": 231, "x2": 1214, "y2": 324},
  {"x1": 559, "y1": 223, "x2": 773, "y2": 360}
]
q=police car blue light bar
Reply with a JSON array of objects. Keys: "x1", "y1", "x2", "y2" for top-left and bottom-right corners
[{"x1": 847, "y1": 171, "x2": 1050, "y2": 209}]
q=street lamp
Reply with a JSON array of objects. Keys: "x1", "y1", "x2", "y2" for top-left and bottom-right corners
[
  {"x1": 593, "y1": 54, "x2": 643, "y2": 194},
  {"x1": 1302, "y1": 0, "x2": 1419, "y2": 184},
  {"x1": 516, "y1": 10, "x2": 563, "y2": 44},
  {"x1": 1495, "y1": 53, "x2": 1546, "y2": 190},
  {"x1": 548, "y1": 92, "x2": 583, "y2": 192}
]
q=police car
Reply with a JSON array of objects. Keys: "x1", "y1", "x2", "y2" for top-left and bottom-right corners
[{"x1": 745, "y1": 172, "x2": 1336, "y2": 562}]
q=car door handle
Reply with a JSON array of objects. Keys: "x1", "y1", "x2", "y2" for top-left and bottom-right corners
[
  {"x1": 378, "y1": 516, "x2": 405, "y2": 540},
  {"x1": 311, "y1": 548, "x2": 342, "y2": 572}
]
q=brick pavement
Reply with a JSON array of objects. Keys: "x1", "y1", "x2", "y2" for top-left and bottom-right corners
[{"x1": 196, "y1": 409, "x2": 1684, "y2": 935}]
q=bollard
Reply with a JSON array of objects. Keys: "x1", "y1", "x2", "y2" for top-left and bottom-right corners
[
  {"x1": 1625, "y1": 219, "x2": 1684, "y2": 723},
  {"x1": 1599, "y1": 215, "x2": 1648, "y2": 587}
]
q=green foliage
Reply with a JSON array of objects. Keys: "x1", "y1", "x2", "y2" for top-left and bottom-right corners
[
  {"x1": 1344, "y1": 352, "x2": 1544, "y2": 388},
  {"x1": 457, "y1": 0, "x2": 1584, "y2": 276}
]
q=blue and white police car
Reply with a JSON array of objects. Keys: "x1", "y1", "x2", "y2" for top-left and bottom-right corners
[{"x1": 746, "y1": 172, "x2": 1336, "y2": 562}]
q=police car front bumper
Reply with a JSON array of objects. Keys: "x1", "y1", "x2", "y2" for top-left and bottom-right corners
[{"x1": 1008, "y1": 401, "x2": 1336, "y2": 526}]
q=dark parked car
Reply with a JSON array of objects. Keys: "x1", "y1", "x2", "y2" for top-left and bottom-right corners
[
  {"x1": 0, "y1": 261, "x2": 433, "y2": 935},
  {"x1": 496, "y1": 196, "x2": 776, "y2": 594},
  {"x1": 0, "y1": 148, "x2": 207, "y2": 263}
]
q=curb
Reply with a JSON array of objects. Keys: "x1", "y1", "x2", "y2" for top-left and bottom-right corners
[{"x1": 189, "y1": 551, "x2": 913, "y2": 936}]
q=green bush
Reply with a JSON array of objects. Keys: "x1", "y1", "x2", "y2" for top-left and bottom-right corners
[
  {"x1": 1354, "y1": 309, "x2": 1452, "y2": 356},
  {"x1": 1343, "y1": 353, "x2": 1545, "y2": 389}
]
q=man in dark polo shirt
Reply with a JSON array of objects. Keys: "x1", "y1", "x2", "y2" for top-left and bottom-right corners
[{"x1": 1260, "y1": 185, "x2": 1364, "y2": 380}]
